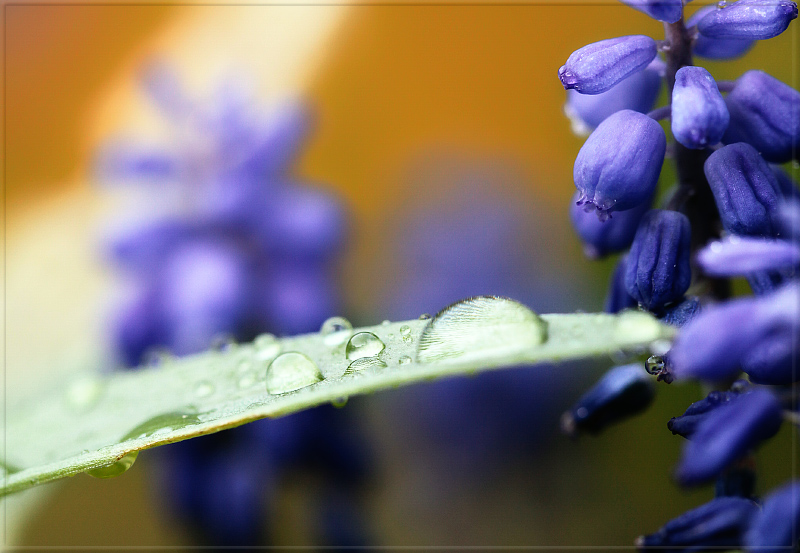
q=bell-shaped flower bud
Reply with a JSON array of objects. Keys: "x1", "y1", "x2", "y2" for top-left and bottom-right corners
[
  {"x1": 704, "y1": 143, "x2": 784, "y2": 237},
  {"x1": 723, "y1": 71, "x2": 800, "y2": 164},
  {"x1": 558, "y1": 35, "x2": 658, "y2": 95},
  {"x1": 620, "y1": 0, "x2": 683, "y2": 22},
  {"x1": 697, "y1": 236, "x2": 800, "y2": 276},
  {"x1": 625, "y1": 209, "x2": 692, "y2": 310},
  {"x1": 636, "y1": 497, "x2": 758, "y2": 551},
  {"x1": 561, "y1": 364, "x2": 656, "y2": 437},
  {"x1": 688, "y1": 5, "x2": 755, "y2": 59},
  {"x1": 672, "y1": 66, "x2": 730, "y2": 149},
  {"x1": 660, "y1": 296, "x2": 702, "y2": 327},
  {"x1": 745, "y1": 480, "x2": 800, "y2": 550},
  {"x1": 670, "y1": 283, "x2": 800, "y2": 383},
  {"x1": 668, "y1": 390, "x2": 740, "y2": 438},
  {"x1": 675, "y1": 389, "x2": 783, "y2": 486},
  {"x1": 564, "y1": 59, "x2": 663, "y2": 132},
  {"x1": 604, "y1": 255, "x2": 638, "y2": 313},
  {"x1": 569, "y1": 191, "x2": 652, "y2": 258},
  {"x1": 574, "y1": 110, "x2": 666, "y2": 219},
  {"x1": 696, "y1": 0, "x2": 798, "y2": 40}
]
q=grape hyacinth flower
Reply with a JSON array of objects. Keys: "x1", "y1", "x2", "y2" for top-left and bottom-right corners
[
  {"x1": 559, "y1": 0, "x2": 799, "y2": 547},
  {"x1": 621, "y1": 0, "x2": 683, "y2": 23},
  {"x1": 569, "y1": 191, "x2": 652, "y2": 258},
  {"x1": 99, "y1": 63, "x2": 371, "y2": 547}
]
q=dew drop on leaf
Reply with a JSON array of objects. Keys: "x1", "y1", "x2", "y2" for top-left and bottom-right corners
[
  {"x1": 345, "y1": 332, "x2": 385, "y2": 361},
  {"x1": 398, "y1": 355, "x2": 412, "y2": 365},
  {"x1": 416, "y1": 296, "x2": 548, "y2": 364},
  {"x1": 266, "y1": 352, "x2": 323, "y2": 394},
  {"x1": 254, "y1": 333, "x2": 281, "y2": 361},
  {"x1": 419, "y1": 313, "x2": 432, "y2": 321},
  {"x1": 345, "y1": 356, "x2": 388, "y2": 374},
  {"x1": 121, "y1": 411, "x2": 204, "y2": 441},
  {"x1": 331, "y1": 396, "x2": 349, "y2": 408},
  {"x1": 321, "y1": 316, "x2": 354, "y2": 347},
  {"x1": 194, "y1": 381, "x2": 215, "y2": 398},
  {"x1": 86, "y1": 450, "x2": 139, "y2": 479},
  {"x1": 64, "y1": 376, "x2": 104, "y2": 413},
  {"x1": 400, "y1": 325, "x2": 411, "y2": 337}
]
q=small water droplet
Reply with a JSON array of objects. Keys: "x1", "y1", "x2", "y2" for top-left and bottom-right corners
[
  {"x1": 238, "y1": 372, "x2": 257, "y2": 389},
  {"x1": 400, "y1": 325, "x2": 411, "y2": 337},
  {"x1": 64, "y1": 376, "x2": 104, "y2": 412},
  {"x1": 143, "y1": 347, "x2": 173, "y2": 368},
  {"x1": 210, "y1": 333, "x2": 237, "y2": 352},
  {"x1": 645, "y1": 355, "x2": 665, "y2": 375},
  {"x1": 345, "y1": 332, "x2": 385, "y2": 360},
  {"x1": 254, "y1": 333, "x2": 281, "y2": 361},
  {"x1": 345, "y1": 356, "x2": 388, "y2": 374},
  {"x1": 417, "y1": 296, "x2": 548, "y2": 364},
  {"x1": 398, "y1": 356, "x2": 412, "y2": 365},
  {"x1": 419, "y1": 313, "x2": 432, "y2": 321},
  {"x1": 331, "y1": 396, "x2": 349, "y2": 408},
  {"x1": 381, "y1": 320, "x2": 391, "y2": 326},
  {"x1": 402, "y1": 335, "x2": 413, "y2": 344},
  {"x1": 86, "y1": 451, "x2": 139, "y2": 479},
  {"x1": 194, "y1": 381, "x2": 215, "y2": 398},
  {"x1": 266, "y1": 352, "x2": 323, "y2": 394},
  {"x1": 321, "y1": 316, "x2": 354, "y2": 347}
]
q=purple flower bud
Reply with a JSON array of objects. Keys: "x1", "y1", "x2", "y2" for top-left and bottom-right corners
[
  {"x1": 569, "y1": 191, "x2": 652, "y2": 258},
  {"x1": 672, "y1": 66, "x2": 730, "y2": 149},
  {"x1": 625, "y1": 210, "x2": 692, "y2": 310},
  {"x1": 620, "y1": 0, "x2": 684, "y2": 22},
  {"x1": 636, "y1": 497, "x2": 758, "y2": 551},
  {"x1": 670, "y1": 283, "x2": 800, "y2": 383},
  {"x1": 722, "y1": 71, "x2": 800, "y2": 164},
  {"x1": 688, "y1": 5, "x2": 755, "y2": 59},
  {"x1": 668, "y1": 390, "x2": 740, "y2": 438},
  {"x1": 745, "y1": 480, "x2": 800, "y2": 549},
  {"x1": 574, "y1": 110, "x2": 666, "y2": 219},
  {"x1": 561, "y1": 364, "x2": 655, "y2": 437},
  {"x1": 696, "y1": 0, "x2": 798, "y2": 40},
  {"x1": 697, "y1": 236, "x2": 800, "y2": 275},
  {"x1": 704, "y1": 143, "x2": 784, "y2": 237},
  {"x1": 564, "y1": 59, "x2": 663, "y2": 132},
  {"x1": 558, "y1": 35, "x2": 658, "y2": 95},
  {"x1": 660, "y1": 296, "x2": 702, "y2": 327},
  {"x1": 605, "y1": 255, "x2": 638, "y2": 313},
  {"x1": 675, "y1": 389, "x2": 783, "y2": 486}
]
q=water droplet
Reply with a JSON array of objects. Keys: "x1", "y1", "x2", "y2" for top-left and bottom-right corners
[
  {"x1": 398, "y1": 356, "x2": 412, "y2": 365},
  {"x1": 64, "y1": 376, "x2": 104, "y2": 412},
  {"x1": 419, "y1": 313, "x2": 432, "y2": 321},
  {"x1": 254, "y1": 333, "x2": 281, "y2": 361},
  {"x1": 400, "y1": 325, "x2": 411, "y2": 337},
  {"x1": 345, "y1": 356, "x2": 388, "y2": 374},
  {"x1": 331, "y1": 396, "x2": 349, "y2": 408},
  {"x1": 238, "y1": 372, "x2": 257, "y2": 389},
  {"x1": 210, "y1": 333, "x2": 237, "y2": 352},
  {"x1": 417, "y1": 296, "x2": 548, "y2": 364},
  {"x1": 86, "y1": 451, "x2": 139, "y2": 479},
  {"x1": 345, "y1": 332, "x2": 385, "y2": 361},
  {"x1": 381, "y1": 320, "x2": 391, "y2": 326},
  {"x1": 402, "y1": 335, "x2": 413, "y2": 344},
  {"x1": 121, "y1": 411, "x2": 203, "y2": 441},
  {"x1": 321, "y1": 316, "x2": 354, "y2": 347},
  {"x1": 194, "y1": 381, "x2": 215, "y2": 398},
  {"x1": 143, "y1": 347, "x2": 173, "y2": 368},
  {"x1": 645, "y1": 355, "x2": 665, "y2": 375},
  {"x1": 266, "y1": 352, "x2": 323, "y2": 394}
]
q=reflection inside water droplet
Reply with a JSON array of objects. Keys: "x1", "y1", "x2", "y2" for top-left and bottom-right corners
[
  {"x1": 345, "y1": 356, "x2": 388, "y2": 374},
  {"x1": 86, "y1": 450, "x2": 139, "y2": 479},
  {"x1": 345, "y1": 332, "x2": 385, "y2": 360},
  {"x1": 266, "y1": 352, "x2": 323, "y2": 394},
  {"x1": 321, "y1": 316, "x2": 354, "y2": 347},
  {"x1": 417, "y1": 296, "x2": 547, "y2": 364}
]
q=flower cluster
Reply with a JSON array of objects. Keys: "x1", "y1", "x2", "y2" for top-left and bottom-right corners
[
  {"x1": 98, "y1": 63, "x2": 371, "y2": 547},
  {"x1": 559, "y1": 0, "x2": 800, "y2": 549}
]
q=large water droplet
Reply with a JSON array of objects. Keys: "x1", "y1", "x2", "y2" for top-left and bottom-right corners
[
  {"x1": 345, "y1": 356, "x2": 388, "y2": 374},
  {"x1": 345, "y1": 332, "x2": 385, "y2": 360},
  {"x1": 254, "y1": 333, "x2": 281, "y2": 361},
  {"x1": 417, "y1": 296, "x2": 547, "y2": 364},
  {"x1": 86, "y1": 451, "x2": 139, "y2": 479},
  {"x1": 122, "y1": 411, "x2": 204, "y2": 441},
  {"x1": 321, "y1": 316, "x2": 353, "y2": 347},
  {"x1": 266, "y1": 352, "x2": 323, "y2": 394}
]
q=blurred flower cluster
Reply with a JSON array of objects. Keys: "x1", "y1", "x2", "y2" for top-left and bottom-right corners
[
  {"x1": 96, "y1": 62, "x2": 371, "y2": 547},
  {"x1": 559, "y1": 0, "x2": 800, "y2": 549}
]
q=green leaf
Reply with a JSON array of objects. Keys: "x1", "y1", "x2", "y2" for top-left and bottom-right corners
[{"x1": 1, "y1": 297, "x2": 673, "y2": 497}]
